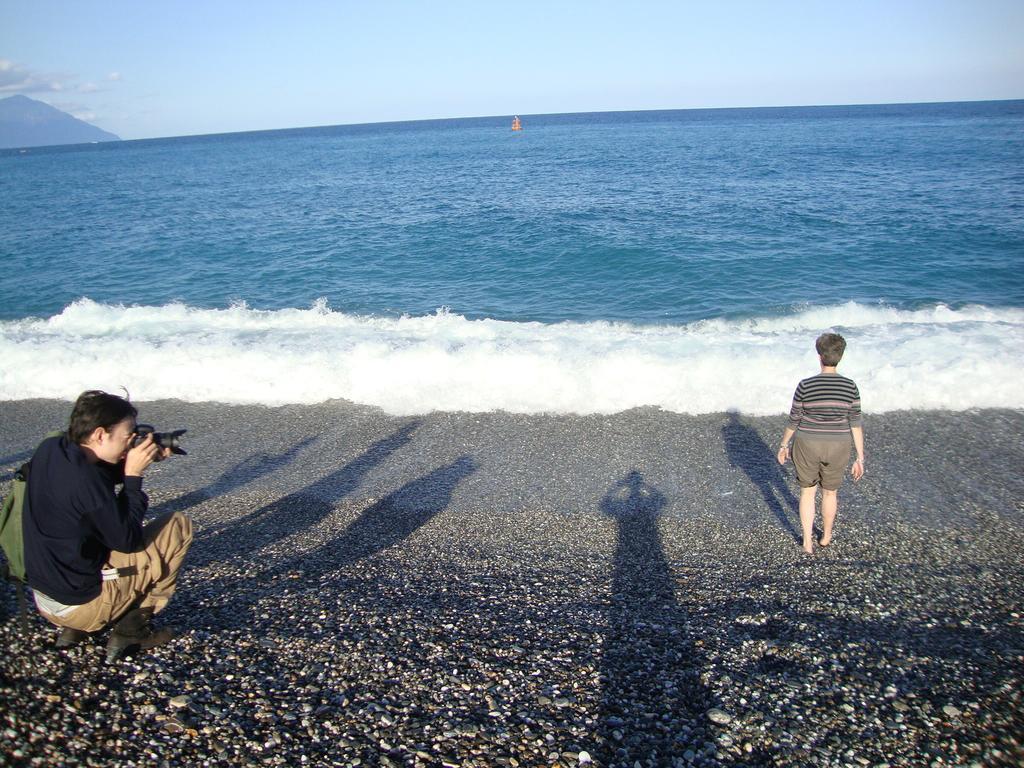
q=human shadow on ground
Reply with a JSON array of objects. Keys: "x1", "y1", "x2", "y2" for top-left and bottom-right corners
[
  {"x1": 149, "y1": 436, "x2": 321, "y2": 516},
  {"x1": 6, "y1": 547, "x2": 1020, "y2": 766},
  {"x1": 189, "y1": 454, "x2": 476, "y2": 631},
  {"x1": 186, "y1": 423, "x2": 419, "y2": 570},
  {"x1": 302, "y1": 456, "x2": 477, "y2": 570},
  {"x1": 722, "y1": 411, "x2": 800, "y2": 542},
  {"x1": 0, "y1": 449, "x2": 32, "y2": 469},
  {"x1": 597, "y1": 471, "x2": 713, "y2": 765}
]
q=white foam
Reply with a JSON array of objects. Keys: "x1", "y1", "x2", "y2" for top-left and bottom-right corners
[{"x1": 2, "y1": 298, "x2": 1022, "y2": 415}]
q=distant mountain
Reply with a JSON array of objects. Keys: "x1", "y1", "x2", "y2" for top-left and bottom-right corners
[{"x1": 0, "y1": 95, "x2": 120, "y2": 149}]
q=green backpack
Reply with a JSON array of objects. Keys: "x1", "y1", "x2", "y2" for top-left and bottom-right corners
[
  {"x1": 0, "y1": 463, "x2": 30, "y2": 583},
  {"x1": 0, "y1": 432, "x2": 64, "y2": 584},
  {"x1": 1, "y1": 433, "x2": 62, "y2": 630},
  {"x1": 1, "y1": 459, "x2": 33, "y2": 631}
]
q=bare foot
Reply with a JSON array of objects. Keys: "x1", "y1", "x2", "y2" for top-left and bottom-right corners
[
  {"x1": 819, "y1": 536, "x2": 832, "y2": 547},
  {"x1": 802, "y1": 543, "x2": 814, "y2": 555}
]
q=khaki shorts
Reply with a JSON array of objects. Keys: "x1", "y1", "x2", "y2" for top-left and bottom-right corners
[{"x1": 792, "y1": 437, "x2": 851, "y2": 491}]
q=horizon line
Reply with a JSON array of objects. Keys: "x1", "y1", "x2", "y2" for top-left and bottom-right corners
[{"x1": 4, "y1": 95, "x2": 1023, "y2": 149}]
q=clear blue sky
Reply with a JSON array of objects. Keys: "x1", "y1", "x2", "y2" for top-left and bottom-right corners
[{"x1": 2, "y1": 0, "x2": 1022, "y2": 140}]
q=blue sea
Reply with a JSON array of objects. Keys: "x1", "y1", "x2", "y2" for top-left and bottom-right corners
[{"x1": 1, "y1": 101, "x2": 1022, "y2": 414}]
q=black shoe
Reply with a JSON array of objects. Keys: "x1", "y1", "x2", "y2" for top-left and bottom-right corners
[
  {"x1": 105, "y1": 607, "x2": 177, "y2": 663},
  {"x1": 55, "y1": 627, "x2": 90, "y2": 648}
]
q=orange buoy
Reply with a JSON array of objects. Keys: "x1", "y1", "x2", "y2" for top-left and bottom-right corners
[{"x1": 511, "y1": 115, "x2": 522, "y2": 131}]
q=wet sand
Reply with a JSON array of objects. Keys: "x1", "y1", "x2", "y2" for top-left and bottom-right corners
[{"x1": 2, "y1": 400, "x2": 1022, "y2": 767}]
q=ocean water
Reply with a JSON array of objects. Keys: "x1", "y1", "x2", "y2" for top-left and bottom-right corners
[{"x1": 1, "y1": 101, "x2": 1022, "y2": 414}]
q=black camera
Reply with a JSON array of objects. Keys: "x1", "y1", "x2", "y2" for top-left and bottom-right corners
[{"x1": 132, "y1": 424, "x2": 188, "y2": 455}]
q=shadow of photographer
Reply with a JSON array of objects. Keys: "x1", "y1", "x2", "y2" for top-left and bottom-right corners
[{"x1": 597, "y1": 470, "x2": 712, "y2": 763}]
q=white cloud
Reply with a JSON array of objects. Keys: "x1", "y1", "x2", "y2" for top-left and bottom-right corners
[
  {"x1": 0, "y1": 59, "x2": 67, "y2": 93},
  {"x1": 0, "y1": 59, "x2": 119, "y2": 96}
]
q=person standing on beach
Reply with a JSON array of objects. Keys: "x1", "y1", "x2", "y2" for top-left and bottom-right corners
[
  {"x1": 22, "y1": 390, "x2": 193, "y2": 661},
  {"x1": 777, "y1": 333, "x2": 864, "y2": 554}
]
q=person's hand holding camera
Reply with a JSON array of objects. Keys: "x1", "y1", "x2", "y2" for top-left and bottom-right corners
[{"x1": 124, "y1": 433, "x2": 171, "y2": 477}]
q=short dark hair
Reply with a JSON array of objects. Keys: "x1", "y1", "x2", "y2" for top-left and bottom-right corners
[
  {"x1": 815, "y1": 333, "x2": 847, "y2": 367},
  {"x1": 67, "y1": 390, "x2": 138, "y2": 445}
]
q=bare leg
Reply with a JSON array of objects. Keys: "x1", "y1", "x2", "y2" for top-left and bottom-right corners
[
  {"x1": 820, "y1": 489, "x2": 838, "y2": 545},
  {"x1": 799, "y1": 486, "x2": 817, "y2": 554}
]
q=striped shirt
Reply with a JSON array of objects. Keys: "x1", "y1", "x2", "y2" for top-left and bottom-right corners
[{"x1": 788, "y1": 372, "x2": 862, "y2": 440}]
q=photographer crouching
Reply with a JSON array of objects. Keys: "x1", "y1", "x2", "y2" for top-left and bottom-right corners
[{"x1": 23, "y1": 390, "x2": 192, "y2": 662}]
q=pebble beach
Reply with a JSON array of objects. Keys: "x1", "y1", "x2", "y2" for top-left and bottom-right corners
[{"x1": 1, "y1": 400, "x2": 1022, "y2": 767}]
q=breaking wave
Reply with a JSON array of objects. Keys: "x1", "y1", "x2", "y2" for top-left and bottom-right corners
[{"x1": 1, "y1": 298, "x2": 1021, "y2": 415}]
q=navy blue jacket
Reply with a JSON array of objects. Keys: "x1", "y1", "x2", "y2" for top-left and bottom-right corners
[{"x1": 23, "y1": 435, "x2": 147, "y2": 605}]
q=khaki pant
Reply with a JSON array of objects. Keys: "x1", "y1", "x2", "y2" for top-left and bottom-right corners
[{"x1": 39, "y1": 512, "x2": 193, "y2": 633}]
